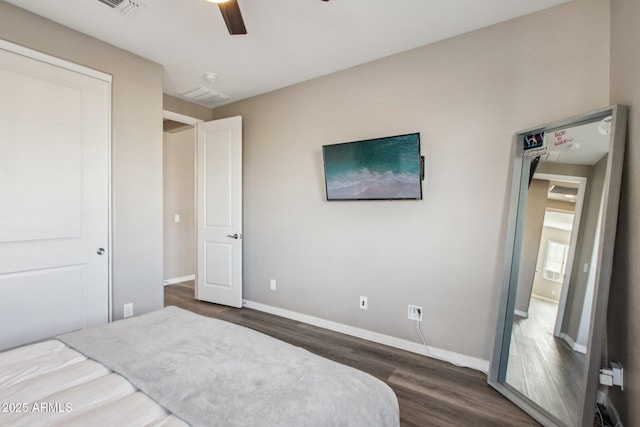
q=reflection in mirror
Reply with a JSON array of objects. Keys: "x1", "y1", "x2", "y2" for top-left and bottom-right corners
[
  {"x1": 488, "y1": 106, "x2": 627, "y2": 427},
  {"x1": 508, "y1": 119, "x2": 609, "y2": 425}
]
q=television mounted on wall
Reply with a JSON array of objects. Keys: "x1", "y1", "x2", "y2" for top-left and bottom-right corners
[{"x1": 322, "y1": 133, "x2": 424, "y2": 201}]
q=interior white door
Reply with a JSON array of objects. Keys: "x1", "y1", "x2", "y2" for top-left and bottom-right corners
[
  {"x1": 196, "y1": 117, "x2": 243, "y2": 307},
  {"x1": 0, "y1": 43, "x2": 110, "y2": 351}
]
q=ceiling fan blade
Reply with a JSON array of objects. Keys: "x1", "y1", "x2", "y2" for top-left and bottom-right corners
[{"x1": 218, "y1": 0, "x2": 247, "y2": 35}]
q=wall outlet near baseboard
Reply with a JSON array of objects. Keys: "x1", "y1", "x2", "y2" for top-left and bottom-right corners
[
  {"x1": 124, "y1": 303, "x2": 134, "y2": 318},
  {"x1": 360, "y1": 296, "x2": 368, "y2": 310},
  {"x1": 408, "y1": 304, "x2": 423, "y2": 321},
  {"x1": 270, "y1": 279, "x2": 276, "y2": 291}
]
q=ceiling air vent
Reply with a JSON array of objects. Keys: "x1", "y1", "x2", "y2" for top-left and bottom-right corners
[
  {"x1": 97, "y1": 0, "x2": 143, "y2": 16},
  {"x1": 118, "y1": 1, "x2": 143, "y2": 16},
  {"x1": 181, "y1": 87, "x2": 231, "y2": 106},
  {"x1": 97, "y1": 0, "x2": 125, "y2": 8},
  {"x1": 549, "y1": 185, "x2": 578, "y2": 196}
]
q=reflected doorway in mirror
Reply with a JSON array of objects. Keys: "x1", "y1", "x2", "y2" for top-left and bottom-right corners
[{"x1": 488, "y1": 105, "x2": 628, "y2": 427}]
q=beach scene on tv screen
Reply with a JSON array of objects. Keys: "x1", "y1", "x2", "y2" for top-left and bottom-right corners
[{"x1": 324, "y1": 134, "x2": 421, "y2": 200}]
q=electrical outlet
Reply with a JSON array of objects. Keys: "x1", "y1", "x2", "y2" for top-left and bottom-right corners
[
  {"x1": 408, "y1": 304, "x2": 423, "y2": 321},
  {"x1": 360, "y1": 296, "x2": 368, "y2": 310},
  {"x1": 270, "y1": 279, "x2": 276, "y2": 291},
  {"x1": 124, "y1": 303, "x2": 134, "y2": 318}
]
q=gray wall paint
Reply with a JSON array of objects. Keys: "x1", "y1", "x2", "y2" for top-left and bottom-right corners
[
  {"x1": 164, "y1": 94, "x2": 213, "y2": 122},
  {"x1": 609, "y1": 0, "x2": 640, "y2": 423},
  {"x1": 515, "y1": 155, "x2": 610, "y2": 358},
  {"x1": 563, "y1": 155, "x2": 607, "y2": 343},
  {"x1": 0, "y1": 1, "x2": 164, "y2": 320},
  {"x1": 515, "y1": 179, "x2": 549, "y2": 314},
  {"x1": 0, "y1": 0, "x2": 616, "y2": 373},
  {"x1": 163, "y1": 127, "x2": 196, "y2": 280},
  {"x1": 212, "y1": 0, "x2": 610, "y2": 360}
]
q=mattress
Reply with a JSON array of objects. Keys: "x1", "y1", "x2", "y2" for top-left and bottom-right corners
[
  {"x1": 0, "y1": 339, "x2": 187, "y2": 427},
  {"x1": 1, "y1": 307, "x2": 399, "y2": 426}
]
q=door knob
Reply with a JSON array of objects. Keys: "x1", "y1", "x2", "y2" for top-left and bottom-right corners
[
  {"x1": 227, "y1": 234, "x2": 240, "y2": 239},
  {"x1": 97, "y1": 248, "x2": 105, "y2": 255}
]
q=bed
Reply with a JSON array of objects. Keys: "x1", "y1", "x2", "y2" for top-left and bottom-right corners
[{"x1": 0, "y1": 306, "x2": 399, "y2": 426}]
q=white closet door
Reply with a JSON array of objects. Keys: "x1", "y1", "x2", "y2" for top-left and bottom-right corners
[{"x1": 0, "y1": 43, "x2": 110, "y2": 351}]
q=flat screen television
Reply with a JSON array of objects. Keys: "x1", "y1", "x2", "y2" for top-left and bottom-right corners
[{"x1": 322, "y1": 133, "x2": 423, "y2": 201}]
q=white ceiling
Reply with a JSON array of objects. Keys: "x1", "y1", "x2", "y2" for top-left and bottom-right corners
[
  {"x1": 7, "y1": 0, "x2": 570, "y2": 107},
  {"x1": 542, "y1": 119, "x2": 612, "y2": 165}
]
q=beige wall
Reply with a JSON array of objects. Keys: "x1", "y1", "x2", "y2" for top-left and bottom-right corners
[
  {"x1": 164, "y1": 94, "x2": 213, "y2": 122},
  {"x1": 532, "y1": 159, "x2": 607, "y2": 346},
  {"x1": 212, "y1": 0, "x2": 610, "y2": 360},
  {"x1": 563, "y1": 155, "x2": 607, "y2": 342},
  {"x1": 161, "y1": 96, "x2": 204, "y2": 285},
  {"x1": 515, "y1": 179, "x2": 549, "y2": 314},
  {"x1": 609, "y1": 0, "x2": 640, "y2": 423},
  {"x1": 163, "y1": 127, "x2": 196, "y2": 280},
  {"x1": 0, "y1": 1, "x2": 164, "y2": 319},
  {"x1": 546, "y1": 198, "x2": 577, "y2": 212}
]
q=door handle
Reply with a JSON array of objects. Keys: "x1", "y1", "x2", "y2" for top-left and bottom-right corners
[
  {"x1": 96, "y1": 248, "x2": 105, "y2": 255},
  {"x1": 227, "y1": 234, "x2": 241, "y2": 239}
]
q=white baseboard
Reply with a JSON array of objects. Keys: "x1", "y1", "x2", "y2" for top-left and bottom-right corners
[
  {"x1": 514, "y1": 309, "x2": 529, "y2": 318},
  {"x1": 242, "y1": 299, "x2": 490, "y2": 373},
  {"x1": 164, "y1": 275, "x2": 196, "y2": 286},
  {"x1": 531, "y1": 294, "x2": 560, "y2": 304},
  {"x1": 561, "y1": 333, "x2": 587, "y2": 354}
]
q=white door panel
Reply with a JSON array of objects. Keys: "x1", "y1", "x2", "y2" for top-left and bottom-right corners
[
  {"x1": 205, "y1": 242, "x2": 233, "y2": 287},
  {"x1": 197, "y1": 117, "x2": 242, "y2": 307},
  {"x1": 0, "y1": 266, "x2": 85, "y2": 350},
  {"x1": 0, "y1": 44, "x2": 110, "y2": 350},
  {"x1": 0, "y1": 71, "x2": 84, "y2": 243}
]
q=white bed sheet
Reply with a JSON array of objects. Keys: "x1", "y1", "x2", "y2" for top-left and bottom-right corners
[{"x1": 0, "y1": 340, "x2": 188, "y2": 427}]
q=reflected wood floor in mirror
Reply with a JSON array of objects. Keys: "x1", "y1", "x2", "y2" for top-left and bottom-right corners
[
  {"x1": 165, "y1": 282, "x2": 539, "y2": 426},
  {"x1": 506, "y1": 297, "x2": 585, "y2": 426}
]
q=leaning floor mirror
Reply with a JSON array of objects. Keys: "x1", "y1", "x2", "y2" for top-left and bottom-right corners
[{"x1": 488, "y1": 105, "x2": 627, "y2": 427}]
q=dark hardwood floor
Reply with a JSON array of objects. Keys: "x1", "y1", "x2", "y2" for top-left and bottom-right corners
[{"x1": 165, "y1": 282, "x2": 538, "y2": 427}]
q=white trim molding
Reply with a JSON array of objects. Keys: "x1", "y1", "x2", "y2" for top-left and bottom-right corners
[
  {"x1": 163, "y1": 110, "x2": 204, "y2": 125},
  {"x1": 514, "y1": 309, "x2": 529, "y2": 318},
  {"x1": 561, "y1": 333, "x2": 587, "y2": 354},
  {"x1": 531, "y1": 294, "x2": 560, "y2": 304},
  {"x1": 0, "y1": 39, "x2": 112, "y2": 82},
  {"x1": 243, "y1": 299, "x2": 490, "y2": 373},
  {"x1": 164, "y1": 275, "x2": 196, "y2": 286}
]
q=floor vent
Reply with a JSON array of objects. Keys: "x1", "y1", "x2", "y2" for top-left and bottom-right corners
[{"x1": 180, "y1": 87, "x2": 231, "y2": 106}]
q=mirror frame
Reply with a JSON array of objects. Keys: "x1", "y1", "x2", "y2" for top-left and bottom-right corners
[{"x1": 488, "y1": 105, "x2": 628, "y2": 427}]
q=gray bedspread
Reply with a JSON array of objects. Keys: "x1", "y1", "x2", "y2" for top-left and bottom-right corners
[{"x1": 57, "y1": 306, "x2": 399, "y2": 427}]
